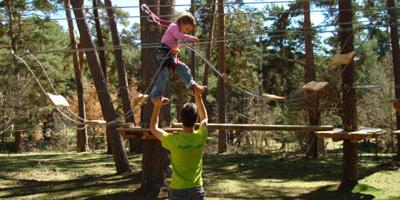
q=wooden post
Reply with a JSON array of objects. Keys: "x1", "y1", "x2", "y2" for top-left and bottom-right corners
[
  {"x1": 140, "y1": 0, "x2": 168, "y2": 194},
  {"x1": 217, "y1": 0, "x2": 227, "y2": 153},
  {"x1": 15, "y1": 131, "x2": 21, "y2": 153},
  {"x1": 387, "y1": 0, "x2": 400, "y2": 158},
  {"x1": 303, "y1": 0, "x2": 321, "y2": 159},
  {"x1": 338, "y1": 0, "x2": 358, "y2": 192}
]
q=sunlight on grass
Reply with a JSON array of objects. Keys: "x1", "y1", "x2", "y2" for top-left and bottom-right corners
[
  {"x1": 1, "y1": 152, "x2": 399, "y2": 199},
  {"x1": 357, "y1": 171, "x2": 400, "y2": 199}
]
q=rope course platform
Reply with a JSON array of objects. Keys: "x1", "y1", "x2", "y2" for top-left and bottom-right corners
[
  {"x1": 330, "y1": 51, "x2": 357, "y2": 66},
  {"x1": 316, "y1": 128, "x2": 385, "y2": 142},
  {"x1": 47, "y1": 93, "x2": 70, "y2": 107},
  {"x1": 84, "y1": 120, "x2": 107, "y2": 126},
  {"x1": 302, "y1": 81, "x2": 329, "y2": 93},
  {"x1": 118, "y1": 123, "x2": 334, "y2": 140},
  {"x1": 261, "y1": 94, "x2": 287, "y2": 102},
  {"x1": 392, "y1": 130, "x2": 400, "y2": 139}
]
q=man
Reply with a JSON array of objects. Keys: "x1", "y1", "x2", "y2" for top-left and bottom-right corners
[{"x1": 150, "y1": 87, "x2": 208, "y2": 200}]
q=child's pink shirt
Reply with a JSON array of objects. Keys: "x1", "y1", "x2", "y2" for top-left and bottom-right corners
[{"x1": 161, "y1": 23, "x2": 196, "y2": 50}]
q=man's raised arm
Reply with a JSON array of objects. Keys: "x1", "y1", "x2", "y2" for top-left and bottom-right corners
[
  {"x1": 194, "y1": 87, "x2": 208, "y2": 126},
  {"x1": 150, "y1": 98, "x2": 170, "y2": 140}
]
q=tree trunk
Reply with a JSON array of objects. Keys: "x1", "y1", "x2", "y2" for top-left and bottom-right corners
[
  {"x1": 202, "y1": 0, "x2": 216, "y2": 102},
  {"x1": 104, "y1": 0, "x2": 138, "y2": 154},
  {"x1": 70, "y1": 0, "x2": 131, "y2": 174},
  {"x1": 93, "y1": 0, "x2": 107, "y2": 81},
  {"x1": 64, "y1": 0, "x2": 89, "y2": 153},
  {"x1": 104, "y1": 0, "x2": 135, "y2": 124},
  {"x1": 217, "y1": 0, "x2": 227, "y2": 153},
  {"x1": 92, "y1": 0, "x2": 113, "y2": 154},
  {"x1": 5, "y1": 0, "x2": 16, "y2": 63},
  {"x1": 303, "y1": 0, "x2": 321, "y2": 159},
  {"x1": 0, "y1": 95, "x2": 6, "y2": 152},
  {"x1": 387, "y1": 0, "x2": 400, "y2": 158},
  {"x1": 338, "y1": 0, "x2": 357, "y2": 192},
  {"x1": 15, "y1": 131, "x2": 21, "y2": 153},
  {"x1": 139, "y1": 0, "x2": 168, "y2": 194}
]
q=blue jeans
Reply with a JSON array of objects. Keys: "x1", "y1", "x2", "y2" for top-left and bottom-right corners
[
  {"x1": 150, "y1": 62, "x2": 195, "y2": 100},
  {"x1": 169, "y1": 187, "x2": 206, "y2": 200}
]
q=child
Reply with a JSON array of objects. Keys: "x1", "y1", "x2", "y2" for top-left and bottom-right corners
[
  {"x1": 150, "y1": 87, "x2": 208, "y2": 200},
  {"x1": 150, "y1": 13, "x2": 205, "y2": 102}
]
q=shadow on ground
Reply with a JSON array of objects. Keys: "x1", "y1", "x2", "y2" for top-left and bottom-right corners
[
  {"x1": 0, "y1": 172, "x2": 141, "y2": 199},
  {"x1": 0, "y1": 152, "x2": 397, "y2": 199}
]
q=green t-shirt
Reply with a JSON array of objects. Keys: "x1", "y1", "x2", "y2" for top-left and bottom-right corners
[{"x1": 160, "y1": 126, "x2": 208, "y2": 189}]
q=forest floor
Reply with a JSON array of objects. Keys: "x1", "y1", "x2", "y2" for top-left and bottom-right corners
[{"x1": 0, "y1": 151, "x2": 399, "y2": 200}]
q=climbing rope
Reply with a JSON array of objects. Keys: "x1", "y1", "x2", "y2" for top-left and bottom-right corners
[
  {"x1": 13, "y1": 53, "x2": 86, "y2": 125},
  {"x1": 10, "y1": 4, "x2": 378, "y2": 127}
]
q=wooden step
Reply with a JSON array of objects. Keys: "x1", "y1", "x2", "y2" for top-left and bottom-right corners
[
  {"x1": 262, "y1": 93, "x2": 286, "y2": 102},
  {"x1": 47, "y1": 93, "x2": 70, "y2": 107},
  {"x1": 303, "y1": 81, "x2": 329, "y2": 92},
  {"x1": 330, "y1": 51, "x2": 356, "y2": 66},
  {"x1": 84, "y1": 120, "x2": 106, "y2": 126}
]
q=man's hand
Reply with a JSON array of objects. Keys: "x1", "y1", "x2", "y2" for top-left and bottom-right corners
[
  {"x1": 194, "y1": 85, "x2": 206, "y2": 97},
  {"x1": 150, "y1": 97, "x2": 170, "y2": 141},
  {"x1": 190, "y1": 84, "x2": 207, "y2": 97},
  {"x1": 153, "y1": 97, "x2": 170, "y2": 107},
  {"x1": 194, "y1": 85, "x2": 208, "y2": 125}
]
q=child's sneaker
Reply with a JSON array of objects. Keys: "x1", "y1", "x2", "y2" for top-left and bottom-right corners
[
  {"x1": 151, "y1": 97, "x2": 170, "y2": 105},
  {"x1": 138, "y1": 93, "x2": 149, "y2": 106}
]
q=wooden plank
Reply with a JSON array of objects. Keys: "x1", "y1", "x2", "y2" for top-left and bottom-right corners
[
  {"x1": 262, "y1": 94, "x2": 287, "y2": 102},
  {"x1": 118, "y1": 124, "x2": 334, "y2": 141},
  {"x1": 84, "y1": 120, "x2": 106, "y2": 126},
  {"x1": 316, "y1": 128, "x2": 384, "y2": 141},
  {"x1": 47, "y1": 93, "x2": 70, "y2": 107},
  {"x1": 302, "y1": 81, "x2": 329, "y2": 92},
  {"x1": 393, "y1": 130, "x2": 400, "y2": 134},
  {"x1": 172, "y1": 123, "x2": 333, "y2": 132},
  {"x1": 316, "y1": 129, "x2": 346, "y2": 140},
  {"x1": 119, "y1": 129, "x2": 158, "y2": 140},
  {"x1": 330, "y1": 51, "x2": 356, "y2": 66},
  {"x1": 121, "y1": 122, "x2": 135, "y2": 128}
]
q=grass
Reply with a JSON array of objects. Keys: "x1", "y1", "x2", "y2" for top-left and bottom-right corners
[{"x1": 0, "y1": 152, "x2": 399, "y2": 200}]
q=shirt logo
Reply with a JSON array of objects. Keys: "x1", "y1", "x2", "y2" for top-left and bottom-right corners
[{"x1": 177, "y1": 142, "x2": 203, "y2": 150}]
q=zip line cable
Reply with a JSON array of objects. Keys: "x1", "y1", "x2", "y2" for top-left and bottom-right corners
[
  {"x1": 13, "y1": 53, "x2": 86, "y2": 125},
  {"x1": 26, "y1": 52, "x2": 87, "y2": 122},
  {"x1": 4, "y1": 3, "x2": 392, "y2": 127},
  {"x1": 1, "y1": 6, "x2": 396, "y2": 23},
  {"x1": 0, "y1": 20, "x2": 391, "y2": 56},
  {"x1": 2, "y1": 0, "x2": 380, "y2": 13}
]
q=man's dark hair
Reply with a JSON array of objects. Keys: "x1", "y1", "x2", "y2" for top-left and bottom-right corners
[{"x1": 180, "y1": 103, "x2": 198, "y2": 127}]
